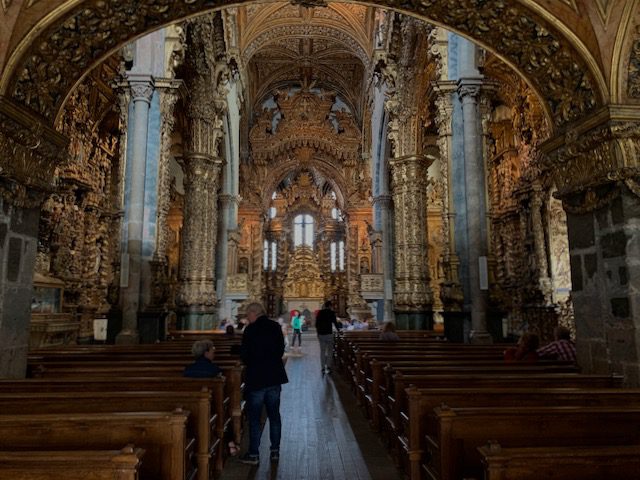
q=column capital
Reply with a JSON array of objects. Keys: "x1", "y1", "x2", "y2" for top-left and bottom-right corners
[
  {"x1": 457, "y1": 78, "x2": 483, "y2": 101},
  {"x1": 127, "y1": 74, "x2": 155, "y2": 103},
  {"x1": 389, "y1": 154, "x2": 434, "y2": 170},
  {"x1": 372, "y1": 194, "x2": 393, "y2": 209}
]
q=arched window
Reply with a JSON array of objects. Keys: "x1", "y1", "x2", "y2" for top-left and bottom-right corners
[
  {"x1": 263, "y1": 240, "x2": 269, "y2": 270},
  {"x1": 330, "y1": 242, "x2": 337, "y2": 271},
  {"x1": 269, "y1": 206, "x2": 277, "y2": 219},
  {"x1": 339, "y1": 240, "x2": 345, "y2": 271},
  {"x1": 294, "y1": 214, "x2": 314, "y2": 248}
]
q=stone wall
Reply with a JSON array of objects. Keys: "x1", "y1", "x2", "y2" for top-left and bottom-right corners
[
  {"x1": 567, "y1": 185, "x2": 640, "y2": 386},
  {"x1": 0, "y1": 197, "x2": 39, "y2": 378}
]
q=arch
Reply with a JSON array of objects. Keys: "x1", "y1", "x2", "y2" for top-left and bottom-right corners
[
  {"x1": 0, "y1": 0, "x2": 607, "y2": 131},
  {"x1": 260, "y1": 156, "x2": 350, "y2": 212}
]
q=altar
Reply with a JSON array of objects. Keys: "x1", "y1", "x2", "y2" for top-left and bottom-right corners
[{"x1": 283, "y1": 246, "x2": 325, "y2": 319}]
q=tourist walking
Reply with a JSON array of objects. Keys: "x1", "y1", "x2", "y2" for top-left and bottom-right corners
[{"x1": 315, "y1": 301, "x2": 341, "y2": 373}]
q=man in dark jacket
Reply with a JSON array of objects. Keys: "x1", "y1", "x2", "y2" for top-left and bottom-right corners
[
  {"x1": 183, "y1": 339, "x2": 222, "y2": 378},
  {"x1": 315, "y1": 301, "x2": 341, "y2": 374},
  {"x1": 240, "y1": 302, "x2": 288, "y2": 465}
]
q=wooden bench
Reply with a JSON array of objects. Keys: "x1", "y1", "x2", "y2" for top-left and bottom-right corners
[
  {"x1": 0, "y1": 388, "x2": 222, "y2": 480},
  {"x1": 403, "y1": 386, "x2": 640, "y2": 479},
  {"x1": 0, "y1": 445, "x2": 145, "y2": 480},
  {"x1": 27, "y1": 363, "x2": 244, "y2": 444},
  {"x1": 0, "y1": 410, "x2": 191, "y2": 480},
  {"x1": 478, "y1": 442, "x2": 640, "y2": 480},
  {"x1": 424, "y1": 405, "x2": 640, "y2": 480},
  {"x1": 0, "y1": 375, "x2": 243, "y2": 447}
]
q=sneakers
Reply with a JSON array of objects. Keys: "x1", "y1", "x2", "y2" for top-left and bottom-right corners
[
  {"x1": 239, "y1": 453, "x2": 259, "y2": 466},
  {"x1": 270, "y1": 450, "x2": 280, "y2": 462}
]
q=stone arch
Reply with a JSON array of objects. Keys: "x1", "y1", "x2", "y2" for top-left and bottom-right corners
[{"x1": 0, "y1": 0, "x2": 607, "y2": 132}]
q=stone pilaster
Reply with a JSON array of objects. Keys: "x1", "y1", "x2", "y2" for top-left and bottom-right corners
[
  {"x1": 372, "y1": 194, "x2": 395, "y2": 322},
  {"x1": 389, "y1": 155, "x2": 433, "y2": 329},
  {"x1": 117, "y1": 75, "x2": 155, "y2": 344},
  {"x1": 0, "y1": 96, "x2": 67, "y2": 377},
  {"x1": 543, "y1": 110, "x2": 640, "y2": 385},
  {"x1": 531, "y1": 184, "x2": 552, "y2": 302}
]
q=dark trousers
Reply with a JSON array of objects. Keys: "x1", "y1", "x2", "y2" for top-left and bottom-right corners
[{"x1": 246, "y1": 385, "x2": 282, "y2": 456}]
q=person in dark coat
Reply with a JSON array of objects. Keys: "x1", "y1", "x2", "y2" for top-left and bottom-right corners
[
  {"x1": 183, "y1": 339, "x2": 222, "y2": 378},
  {"x1": 315, "y1": 300, "x2": 341, "y2": 374},
  {"x1": 239, "y1": 302, "x2": 288, "y2": 465}
]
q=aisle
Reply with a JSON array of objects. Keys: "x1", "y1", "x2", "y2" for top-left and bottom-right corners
[{"x1": 219, "y1": 329, "x2": 403, "y2": 480}]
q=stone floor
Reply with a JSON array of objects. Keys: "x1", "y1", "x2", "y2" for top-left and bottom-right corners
[{"x1": 219, "y1": 330, "x2": 404, "y2": 480}]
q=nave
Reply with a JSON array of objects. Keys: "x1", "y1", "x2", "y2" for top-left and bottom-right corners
[{"x1": 220, "y1": 330, "x2": 403, "y2": 480}]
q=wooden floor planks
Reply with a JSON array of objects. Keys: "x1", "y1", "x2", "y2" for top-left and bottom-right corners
[{"x1": 219, "y1": 330, "x2": 403, "y2": 480}]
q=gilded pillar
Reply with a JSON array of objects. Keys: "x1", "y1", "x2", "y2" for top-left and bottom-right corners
[
  {"x1": 390, "y1": 155, "x2": 433, "y2": 328},
  {"x1": 118, "y1": 74, "x2": 155, "y2": 344},
  {"x1": 433, "y1": 82, "x2": 463, "y2": 312}
]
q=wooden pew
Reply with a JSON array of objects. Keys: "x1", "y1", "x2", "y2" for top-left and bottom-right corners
[
  {"x1": 478, "y1": 442, "x2": 640, "y2": 480},
  {"x1": 0, "y1": 375, "x2": 243, "y2": 447},
  {"x1": 404, "y1": 386, "x2": 640, "y2": 480},
  {"x1": 0, "y1": 388, "x2": 222, "y2": 480},
  {"x1": 0, "y1": 446, "x2": 145, "y2": 480},
  {"x1": 0, "y1": 410, "x2": 191, "y2": 480},
  {"x1": 424, "y1": 405, "x2": 640, "y2": 480},
  {"x1": 27, "y1": 363, "x2": 244, "y2": 445}
]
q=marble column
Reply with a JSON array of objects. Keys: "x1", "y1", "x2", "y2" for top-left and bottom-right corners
[
  {"x1": 458, "y1": 80, "x2": 491, "y2": 343},
  {"x1": 216, "y1": 194, "x2": 240, "y2": 321},
  {"x1": 117, "y1": 74, "x2": 155, "y2": 344},
  {"x1": 390, "y1": 155, "x2": 433, "y2": 329}
]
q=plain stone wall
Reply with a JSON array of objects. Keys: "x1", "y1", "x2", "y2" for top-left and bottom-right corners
[
  {"x1": 0, "y1": 197, "x2": 39, "y2": 378},
  {"x1": 567, "y1": 186, "x2": 640, "y2": 386}
]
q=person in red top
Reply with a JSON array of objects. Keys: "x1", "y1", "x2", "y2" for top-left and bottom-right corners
[
  {"x1": 537, "y1": 326, "x2": 577, "y2": 362},
  {"x1": 504, "y1": 332, "x2": 540, "y2": 363}
]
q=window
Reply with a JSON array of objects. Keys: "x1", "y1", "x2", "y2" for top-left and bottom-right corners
[
  {"x1": 271, "y1": 241, "x2": 277, "y2": 271},
  {"x1": 339, "y1": 240, "x2": 345, "y2": 271},
  {"x1": 330, "y1": 242, "x2": 337, "y2": 271},
  {"x1": 269, "y1": 206, "x2": 277, "y2": 219},
  {"x1": 331, "y1": 207, "x2": 342, "y2": 220},
  {"x1": 263, "y1": 240, "x2": 269, "y2": 270},
  {"x1": 293, "y1": 214, "x2": 314, "y2": 248}
]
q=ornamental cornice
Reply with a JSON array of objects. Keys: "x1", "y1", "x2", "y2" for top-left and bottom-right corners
[
  {"x1": 0, "y1": 95, "x2": 68, "y2": 194},
  {"x1": 541, "y1": 107, "x2": 640, "y2": 198}
]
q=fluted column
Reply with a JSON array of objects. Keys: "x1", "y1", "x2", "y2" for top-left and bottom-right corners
[
  {"x1": 390, "y1": 155, "x2": 433, "y2": 329},
  {"x1": 118, "y1": 74, "x2": 155, "y2": 344},
  {"x1": 458, "y1": 80, "x2": 491, "y2": 343}
]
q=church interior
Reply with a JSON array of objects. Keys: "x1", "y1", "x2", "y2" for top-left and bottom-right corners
[{"x1": 2, "y1": 0, "x2": 640, "y2": 478}]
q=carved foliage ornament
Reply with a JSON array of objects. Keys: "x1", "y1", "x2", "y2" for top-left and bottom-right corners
[
  {"x1": 0, "y1": 97, "x2": 68, "y2": 194},
  {"x1": 8, "y1": 0, "x2": 598, "y2": 127}
]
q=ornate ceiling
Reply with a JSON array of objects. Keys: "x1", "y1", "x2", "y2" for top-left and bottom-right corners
[{"x1": 238, "y1": 3, "x2": 375, "y2": 120}]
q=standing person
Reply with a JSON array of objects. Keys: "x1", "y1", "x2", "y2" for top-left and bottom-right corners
[
  {"x1": 291, "y1": 310, "x2": 303, "y2": 352},
  {"x1": 315, "y1": 301, "x2": 341, "y2": 374},
  {"x1": 239, "y1": 302, "x2": 288, "y2": 465}
]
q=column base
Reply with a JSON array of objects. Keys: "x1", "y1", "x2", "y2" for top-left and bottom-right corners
[
  {"x1": 394, "y1": 311, "x2": 433, "y2": 330},
  {"x1": 442, "y1": 311, "x2": 469, "y2": 343},
  {"x1": 469, "y1": 330, "x2": 493, "y2": 344},
  {"x1": 177, "y1": 308, "x2": 217, "y2": 330},
  {"x1": 115, "y1": 329, "x2": 140, "y2": 345}
]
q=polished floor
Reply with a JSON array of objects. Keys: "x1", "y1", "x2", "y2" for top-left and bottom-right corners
[{"x1": 219, "y1": 330, "x2": 404, "y2": 480}]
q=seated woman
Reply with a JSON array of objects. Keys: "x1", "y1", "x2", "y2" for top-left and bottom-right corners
[
  {"x1": 379, "y1": 321, "x2": 400, "y2": 341},
  {"x1": 504, "y1": 332, "x2": 540, "y2": 363},
  {"x1": 183, "y1": 339, "x2": 222, "y2": 378}
]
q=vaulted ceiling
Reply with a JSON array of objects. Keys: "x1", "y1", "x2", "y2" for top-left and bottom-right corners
[{"x1": 237, "y1": 2, "x2": 377, "y2": 119}]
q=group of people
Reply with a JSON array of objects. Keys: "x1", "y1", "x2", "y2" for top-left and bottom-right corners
[
  {"x1": 184, "y1": 300, "x2": 341, "y2": 466},
  {"x1": 504, "y1": 326, "x2": 576, "y2": 363}
]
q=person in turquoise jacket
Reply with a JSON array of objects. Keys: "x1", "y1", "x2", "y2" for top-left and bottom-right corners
[{"x1": 291, "y1": 311, "x2": 303, "y2": 351}]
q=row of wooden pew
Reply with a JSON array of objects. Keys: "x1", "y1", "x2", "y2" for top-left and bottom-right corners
[
  {"x1": 335, "y1": 330, "x2": 640, "y2": 480},
  {"x1": 0, "y1": 332, "x2": 244, "y2": 480}
]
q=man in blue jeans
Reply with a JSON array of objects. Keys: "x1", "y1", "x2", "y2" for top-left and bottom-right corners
[{"x1": 240, "y1": 302, "x2": 289, "y2": 465}]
